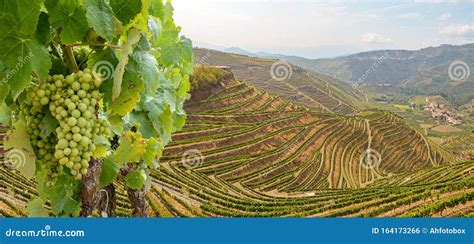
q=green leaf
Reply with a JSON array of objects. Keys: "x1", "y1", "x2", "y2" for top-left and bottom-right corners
[
  {"x1": 87, "y1": 48, "x2": 118, "y2": 104},
  {"x1": 0, "y1": 13, "x2": 52, "y2": 100},
  {"x1": 45, "y1": 0, "x2": 89, "y2": 43},
  {"x1": 99, "y1": 157, "x2": 120, "y2": 188},
  {"x1": 0, "y1": 0, "x2": 43, "y2": 35},
  {"x1": 0, "y1": 103, "x2": 12, "y2": 126},
  {"x1": 4, "y1": 120, "x2": 36, "y2": 179},
  {"x1": 0, "y1": 81, "x2": 10, "y2": 107},
  {"x1": 128, "y1": 111, "x2": 157, "y2": 139},
  {"x1": 49, "y1": 174, "x2": 81, "y2": 216},
  {"x1": 39, "y1": 111, "x2": 58, "y2": 138},
  {"x1": 109, "y1": 0, "x2": 142, "y2": 25},
  {"x1": 83, "y1": 0, "x2": 115, "y2": 41},
  {"x1": 113, "y1": 131, "x2": 146, "y2": 165},
  {"x1": 110, "y1": 72, "x2": 144, "y2": 116},
  {"x1": 149, "y1": 0, "x2": 165, "y2": 19},
  {"x1": 108, "y1": 114, "x2": 123, "y2": 135},
  {"x1": 92, "y1": 135, "x2": 110, "y2": 158},
  {"x1": 128, "y1": 50, "x2": 160, "y2": 94},
  {"x1": 147, "y1": 16, "x2": 161, "y2": 42},
  {"x1": 142, "y1": 137, "x2": 161, "y2": 166},
  {"x1": 27, "y1": 199, "x2": 49, "y2": 217},
  {"x1": 112, "y1": 27, "x2": 141, "y2": 101},
  {"x1": 36, "y1": 12, "x2": 54, "y2": 45},
  {"x1": 125, "y1": 170, "x2": 146, "y2": 190}
]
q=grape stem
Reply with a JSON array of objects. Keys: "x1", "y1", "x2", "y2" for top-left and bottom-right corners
[
  {"x1": 65, "y1": 43, "x2": 122, "y2": 49},
  {"x1": 61, "y1": 45, "x2": 79, "y2": 73}
]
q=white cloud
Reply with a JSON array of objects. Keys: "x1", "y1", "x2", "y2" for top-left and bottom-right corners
[
  {"x1": 398, "y1": 12, "x2": 422, "y2": 19},
  {"x1": 438, "y1": 12, "x2": 452, "y2": 21},
  {"x1": 360, "y1": 33, "x2": 392, "y2": 44},
  {"x1": 440, "y1": 24, "x2": 474, "y2": 37}
]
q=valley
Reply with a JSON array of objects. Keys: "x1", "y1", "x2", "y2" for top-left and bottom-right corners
[{"x1": 1, "y1": 66, "x2": 472, "y2": 217}]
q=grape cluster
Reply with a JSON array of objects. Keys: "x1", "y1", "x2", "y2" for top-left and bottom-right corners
[
  {"x1": 22, "y1": 69, "x2": 111, "y2": 182},
  {"x1": 21, "y1": 102, "x2": 60, "y2": 186}
]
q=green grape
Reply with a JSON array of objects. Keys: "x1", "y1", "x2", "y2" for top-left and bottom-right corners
[
  {"x1": 71, "y1": 110, "x2": 81, "y2": 118},
  {"x1": 73, "y1": 133, "x2": 82, "y2": 142},
  {"x1": 82, "y1": 73, "x2": 92, "y2": 83},
  {"x1": 67, "y1": 102, "x2": 77, "y2": 111},
  {"x1": 77, "y1": 117, "x2": 87, "y2": 128},
  {"x1": 72, "y1": 82, "x2": 81, "y2": 91},
  {"x1": 57, "y1": 139, "x2": 69, "y2": 149},
  {"x1": 67, "y1": 117, "x2": 77, "y2": 127}
]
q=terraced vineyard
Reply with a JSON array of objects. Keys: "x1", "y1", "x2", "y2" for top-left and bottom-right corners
[
  {"x1": 194, "y1": 48, "x2": 364, "y2": 115},
  {"x1": 1, "y1": 68, "x2": 472, "y2": 217}
]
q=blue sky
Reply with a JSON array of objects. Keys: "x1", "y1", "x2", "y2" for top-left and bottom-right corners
[{"x1": 173, "y1": 0, "x2": 473, "y2": 58}]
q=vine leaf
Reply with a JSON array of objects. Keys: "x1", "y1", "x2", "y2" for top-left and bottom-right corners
[
  {"x1": 26, "y1": 199, "x2": 49, "y2": 217},
  {"x1": 128, "y1": 111, "x2": 157, "y2": 139},
  {"x1": 125, "y1": 170, "x2": 146, "y2": 190},
  {"x1": 4, "y1": 121, "x2": 36, "y2": 179},
  {"x1": 110, "y1": 72, "x2": 144, "y2": 116},
  {"x1": 83, "y1": 0, "x2": 115, "y2": 41},
  {"x1": 128, "y1": 50, "x2": 160, "y2": 94},
  {"x1": 0, "y1": 0, "x2": 42, "y2": 36},
  {"x1": 45, "y1": 0, "x2": 90, "y2": 44},
  {"x1": 49, "y1": 174, "x2": 81, "y2": 216},
  {"x1": 0, "y1": 103, "x2": 12, "y2": 126},
  {"x1": 39, "y1": 111, "x2": 59, "y2": 138},
  {"x1": 112, "y1": 27, "x2": 141, "y2": 101},
  {"x1": 142, "y1": 137, "x2": 162, "y2": 167},
  {"x1": 109, "y1": 0, "x2": 142, "y2": 25},
  {"x1": 113, "y1": 131, "x2": 147, "y2": 165},
  {"x1": 99, "y1": 157, "x2": 120, "y2": 188},
  {"x1": 0, "y1": 13, "x2": 52, "y2": 100},
  {"x1": 36, "y1": 12, "x2": 54, "y2": 45}
]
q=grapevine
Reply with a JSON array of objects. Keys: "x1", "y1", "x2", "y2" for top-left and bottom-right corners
[{"x1": 0, "y1": 0, "x2": 193, "y2": 217}]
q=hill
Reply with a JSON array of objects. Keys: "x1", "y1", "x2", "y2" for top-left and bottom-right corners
[
  {"x1": 194, "y1": 48, "x2": 364, "y2": 115},
  {"x1": 2, "y1": 67, "x2": 472, "y2": 217},
  {"x1": 277, "y1": 44, "x2": 474, "y2": 107}
]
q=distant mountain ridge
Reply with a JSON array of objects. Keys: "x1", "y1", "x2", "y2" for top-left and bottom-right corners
[{"x1": 223, "y1": 44, "x2": 474, "y2": 107}]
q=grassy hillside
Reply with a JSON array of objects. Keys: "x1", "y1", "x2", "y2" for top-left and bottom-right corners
[
  {"x1": 2, "y1": 67, "x2": 471, "y2": 217},
  {"x1": 194, "y1": 48, "x2": 364, "y2": 115},
  {"x1": 279, "y1": 44, "x2": 474, "y2": 107}
]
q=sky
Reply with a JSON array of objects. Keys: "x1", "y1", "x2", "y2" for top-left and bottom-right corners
[{"x1": 172, "y1": 0, "x2": 474, "y2": 58}]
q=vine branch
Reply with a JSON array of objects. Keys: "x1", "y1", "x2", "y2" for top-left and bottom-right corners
[
  {"x1": 65, "y1": 43, "x2": 122, "y2": 49},
  {"x1": 61, "y1": 45, "x2": 79, "y2": 73}
]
